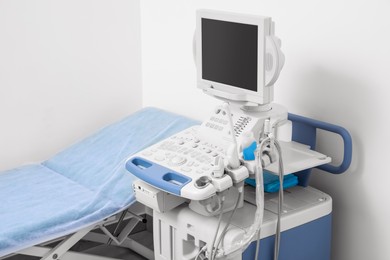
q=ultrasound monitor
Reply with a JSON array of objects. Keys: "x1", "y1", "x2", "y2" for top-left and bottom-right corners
[{"x1": 196, "y1": 9, "x2": 284, "y2": 107}]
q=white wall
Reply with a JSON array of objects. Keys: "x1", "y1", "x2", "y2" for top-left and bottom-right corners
[
  {"x1": 0, "y1": 0, "x2": 142, "y2": 171},
  {"x1": 141, "y1": 1, "x2": 390, "y2": 259}
]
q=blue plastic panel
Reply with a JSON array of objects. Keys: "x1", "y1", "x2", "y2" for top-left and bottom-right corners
[
  {"x1": 243, "y1": 213, "x2": 332, "y2": 260},
  {"x1": 126, "y1": 157, "x2": 192, "y2": 195}
]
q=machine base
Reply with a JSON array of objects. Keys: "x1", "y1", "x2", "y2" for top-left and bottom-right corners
[{"x1": 153, "y1": 186, "x2": 332, "y2": 260}]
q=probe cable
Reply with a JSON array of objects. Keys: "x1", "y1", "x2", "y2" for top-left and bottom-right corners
[{"x1": 254, "y1": 138, "x2": 285, "y2": 260}]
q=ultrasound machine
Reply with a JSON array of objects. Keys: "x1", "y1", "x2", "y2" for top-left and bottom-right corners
[{"x1": 126, "y1": 9, "x2": 352, "y2": 260}]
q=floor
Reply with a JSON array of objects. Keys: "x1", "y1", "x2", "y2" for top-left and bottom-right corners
[{"x1": 82, "y1": 244, "x2": 147, "y2": 260}]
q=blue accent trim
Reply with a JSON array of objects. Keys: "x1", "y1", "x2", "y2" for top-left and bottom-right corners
[
  {"x1": 243, "y1": 213, "x2": 332, "y2": 260},
  {"x1": 126, "y1": 157, "x2": 191, "y2": 195},
  {"x1": 288, "y1": 113, "x2": 353, "y2": 186},
  {"x1": 243, "y1": 141, "x2": 257, "y2": 161}
]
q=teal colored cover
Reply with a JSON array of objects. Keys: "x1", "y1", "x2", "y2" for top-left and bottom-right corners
[{"x1": 246, "y1": 171, "x2": 298, "y2": 192}]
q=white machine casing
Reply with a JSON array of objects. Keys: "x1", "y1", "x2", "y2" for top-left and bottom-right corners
[{"x1": 133, "y1": 179, "x2": 187, "y2": 214}]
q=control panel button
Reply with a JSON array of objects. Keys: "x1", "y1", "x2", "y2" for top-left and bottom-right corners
[
  {"x1": 181, "y1": 167, "x2": 192, "y2": 172},
  {"x1": 154, "y1": 155, "x2": 165, "y2": 161},
  {"x1": 142, "y1": 151, "x2": 153, "y2": 156}
]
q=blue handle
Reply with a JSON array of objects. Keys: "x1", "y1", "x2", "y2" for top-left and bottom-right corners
[
  {"x1": 288, "y1": 113, "x2": 352, "y2": 186},
  {"x1": 315, "y1": 125, "x2": 352, "y2": 174},
  {"x1": 126, "y1": 157, "x2": 192, "y2": 195}
]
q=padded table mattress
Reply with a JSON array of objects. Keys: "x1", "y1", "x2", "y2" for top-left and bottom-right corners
[{"x1": 0, "y1": 107, "x2": 197, "y2": 256}]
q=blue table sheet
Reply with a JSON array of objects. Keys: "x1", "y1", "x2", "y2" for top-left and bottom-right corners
[{"x1": 0, "y1": 107, "x2": 197, "y2": 256}]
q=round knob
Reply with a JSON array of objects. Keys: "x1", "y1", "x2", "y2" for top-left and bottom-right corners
[
  {"x1": 169, "y1": 156, "x2": 187, "y2": 166},
  {"x1": 194, "y1": 176, "x2": 211, "y2": 189}
]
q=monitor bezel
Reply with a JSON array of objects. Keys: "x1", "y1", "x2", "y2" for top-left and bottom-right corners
[{"x1": 196, "y1": 9, "x2": 272, "y2": 106}]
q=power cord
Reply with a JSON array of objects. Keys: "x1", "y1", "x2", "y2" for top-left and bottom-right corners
[
  {"x1": 195, "y1": 246, "x2": 207, "y2": 260},
  {"x1": 210, "y1": 197, "x2": 225, "y2": 259}
]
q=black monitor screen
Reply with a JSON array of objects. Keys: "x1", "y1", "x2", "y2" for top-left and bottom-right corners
[{"x1": 201, "y1": 18, "x2": 258, "y2": 92}]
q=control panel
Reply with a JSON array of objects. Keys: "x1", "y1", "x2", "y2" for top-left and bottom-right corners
[
  {"x1": 126, "y1": 126, "x2": 233, "y2": 200},
  {"x1": 125, "y1": 103, "x2": 300, "y2": 201}
]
